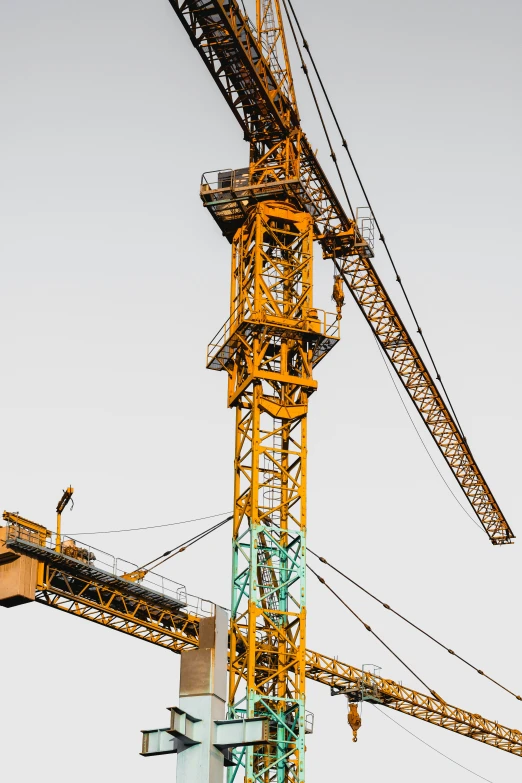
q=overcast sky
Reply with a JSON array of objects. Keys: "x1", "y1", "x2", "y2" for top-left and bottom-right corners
[{"x1": 1, "y1": 1, "x2": 521, "y2": 781}]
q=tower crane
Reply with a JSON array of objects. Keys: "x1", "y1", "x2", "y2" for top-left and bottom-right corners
[
  {"x1": 2, "y1": 510, "x2": 522, "y2": 761},
  {"x1": 0, "y1": 2, "x2": 517, "y2": 783}
]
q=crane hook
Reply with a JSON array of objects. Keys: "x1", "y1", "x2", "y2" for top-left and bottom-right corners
[
  {"x1": 332, "y1": 274, "x2": 345, "y2": 320},
  {"x1": 347, "y1": 703, "x2": 361, "y2": 743}
]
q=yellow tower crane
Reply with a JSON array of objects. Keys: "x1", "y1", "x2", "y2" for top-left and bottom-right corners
[
  {"x1": 169, "y1": 0, "x2": 514, "y2": 779},
  {"x1": 0, "y1": 1, "x2": 518, "y2": 782},
  {"x1": 2, "y1": 508, "x2": 522, "y2": 760}
]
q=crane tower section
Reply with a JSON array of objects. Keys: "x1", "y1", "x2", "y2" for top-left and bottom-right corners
[
  {"x1": 206, "y1": 199, "x2": 338, "y2": 783},
  {"x1": 202, "y1": 6, "x2": 338, "y2": 781}
]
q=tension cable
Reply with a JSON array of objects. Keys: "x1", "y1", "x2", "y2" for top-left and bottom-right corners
[{"x1": 308, "y1": 547, "x2": 522, "y2": 703}]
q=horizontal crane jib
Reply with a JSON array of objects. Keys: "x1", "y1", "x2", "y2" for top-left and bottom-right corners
[
  {"x1": 305, "y1": 650, "x2": 522, "y2": 756},
  {"x1": 3, "y1": 523, "x2": 520, "y2": 755}
]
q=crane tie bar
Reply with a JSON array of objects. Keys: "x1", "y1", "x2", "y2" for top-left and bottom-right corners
[
  {"x1": 307, "y1": 563, "x2": 441, "y2": 700},
  {"x1": 308, "y1": 547, "x2": 522, "y2": 704}
]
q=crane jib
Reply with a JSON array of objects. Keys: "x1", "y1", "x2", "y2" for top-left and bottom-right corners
[
  {"x1": 167, "y1": 0, "x2": 513, "y2": 545},
  {"x1": 2, "y1": 519, "x2": 520, "y2": 757}
]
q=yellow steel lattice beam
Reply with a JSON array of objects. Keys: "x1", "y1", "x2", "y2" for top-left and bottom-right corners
[
  {"x1": 333, "y1": 251, "x2": 513, "y2": 545},
  {"x1": 35, "y1": 575, "x2": 522, "y2": 756},
  {"x1": 167, "y1": 0, "x2": 513, "y2": 545},
  {"x1": 2, "y1": 521, "x2": 520, "y2": 757},
  {"x1": 305, "y1": 649, "x2": 522, "y2": 756},
  {"x1": 36, "y1": 569, "x2": 201, "y2": 653}
]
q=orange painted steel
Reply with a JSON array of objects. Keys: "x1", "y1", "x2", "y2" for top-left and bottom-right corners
[
  {"x1": 3, "y1": 517, "x2": 521, "y2": 758},
  {"x1": 168, "y1": 0, "x2": 513, "y2": 545}
]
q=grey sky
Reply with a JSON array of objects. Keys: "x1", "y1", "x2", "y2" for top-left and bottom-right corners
[{"x1": 1, "y1": 1, "x2": 521, "y2": 781}]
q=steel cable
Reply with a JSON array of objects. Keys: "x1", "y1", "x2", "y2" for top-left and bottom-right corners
[
  {"x1": 69, "y1": 511, "x2": 232, "y2": 536},
  {"x1": 372, "y1": 705, "x2": 495, "y2": 783},
  {"x1": 136, "y1": 515, "x2": 233, "y2": 573},
  {"x1": 308, "y1": 547, "x2": 522, "y2": 703},
  {"x1": 307, "y1": 563, "x2": 442, "y2": 699},
  {"x1": 282, "y1": 0, "x2": 467, "y2": 441},
  {"x1": 281, "y1": 0, "x2": 355, "y2": 219}
]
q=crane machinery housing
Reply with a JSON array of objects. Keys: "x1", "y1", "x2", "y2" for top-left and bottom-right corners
[{"x1": 0, "y1": 2, "x2": 518, "y2": 783}]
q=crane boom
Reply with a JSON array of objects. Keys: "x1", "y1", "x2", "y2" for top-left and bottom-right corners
[
  {"x1": 2, "y1": 515, "x2": 520, "y2": 757},
  {"x1": 306, "y1": 650, "x2": 522, "y2": 757},
  {"x1": 167, "y1": 0, "x2": 513, "y2": 546}
]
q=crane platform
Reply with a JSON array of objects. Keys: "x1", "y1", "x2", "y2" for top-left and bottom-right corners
[
  {"x1": 207, "y1": 302, "x2": 340, "y2": 374},
  {"x1": 1, "y1": 516, "x2": 211, "y2": 651},
  {"x1": 200, "y1": 169, "x2": 322, "y2": 240},
  {"x1": 5, "y1": 531, "x2": 188, "y2": 613}
]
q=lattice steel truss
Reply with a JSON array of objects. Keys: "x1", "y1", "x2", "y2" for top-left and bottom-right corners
[
  {"x1": 169, "y1": 0, "x2": 513, "y2": 547},
  {"x1": 210, "y1": 201, "x2": 339, "y2": 783},
  {"x1": 3, "y1": 518, "x2": 522, "y2": 759}
]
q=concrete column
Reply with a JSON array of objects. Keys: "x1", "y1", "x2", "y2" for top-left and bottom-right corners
[{"x1": 176, "y1": 606, "x2": 228, "y2": 783}]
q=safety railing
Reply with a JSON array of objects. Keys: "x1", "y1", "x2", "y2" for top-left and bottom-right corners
[
  {"x1": 356, "y1": 206, "x2": 375, "y2": 250},
  {"x1": 3, "y1": 520, "x2": 217, "y2": 614},
  {"x1": 320, "y1": 309, "x2": 341, "y2": 340},
  {"x1": 331, "y1": 663, "x2": 387, "y2": 705},
  {"x1": 200, "y1": 168, "x2": 306, "y2": 208},
  {"x1": 305, "y1": 711, "x2": 314, "y2": 735},
  {"x1": 200, "y1": 168, "x2": 250, "y2": 203},
  {"x1": 206, "y1": 301, "x2": 245, "y2": 368},
  {"x1": 207, "y1": 304, "x2": 340, "y2": 369},
  {"x1": 3, "y1": 522, "x2": 44, "y2": 548}
]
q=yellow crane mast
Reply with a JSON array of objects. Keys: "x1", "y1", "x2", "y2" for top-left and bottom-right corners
[
  {"x1": 197, "y1": 1, "x2": 347, "y2": 774},
  {"x1": 169, "y1": 0, "x2": 513, "y2": 779},
  {"x1": 199, "y1": 3, "x2": 342, "y2": 776}
]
